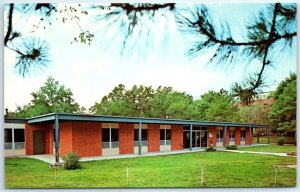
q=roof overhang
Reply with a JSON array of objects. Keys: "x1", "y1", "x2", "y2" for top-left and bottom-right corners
[{"x1": 24, "y1": 113, "x2": 269, "y2": 128}]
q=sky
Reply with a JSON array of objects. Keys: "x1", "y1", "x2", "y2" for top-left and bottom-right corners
[{"x1": 3, "y1": 3, "x2": 297, "y2": 112}]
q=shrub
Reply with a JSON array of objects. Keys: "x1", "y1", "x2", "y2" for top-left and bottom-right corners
[
  {"x1": 205, "y1": 144, "x2": 216, "y2": 152},
  {"x1": 62, "y1": 152, "x2": 81, "y2": 170},
  {"x1": 225, "y1": 145, "x2": 238, "y2": 150},
  {"x1": 287, "y1": 151, "x2": 297, "y2": 156},
  {"x1": 277, "y1": 137, "x2": 286, "y2": 146}
]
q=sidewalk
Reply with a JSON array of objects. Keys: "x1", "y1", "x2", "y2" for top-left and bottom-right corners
[{"x1": 222, "y1": 149, "x2": 294, "y2": 157}]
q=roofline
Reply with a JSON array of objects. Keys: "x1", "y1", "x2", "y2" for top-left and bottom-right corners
[
  {"x1": 25, "y1": 113, "x2": 269, "y2": 128},
  {"x1": 4, "y1": 118, "x2": 27, "y2": 124}
]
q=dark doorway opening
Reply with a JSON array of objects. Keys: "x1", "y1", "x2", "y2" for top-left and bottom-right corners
[{"x1": 33, "y1": 130, "x2": 46, "y2": 154}]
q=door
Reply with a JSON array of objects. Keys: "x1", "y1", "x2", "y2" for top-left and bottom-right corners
[
  {"x1": 200, "y1": 131, "x2": 208, "y2": 147},
  {"x1": 33, "y1": 130, "x2": 46, "y2": 154}
]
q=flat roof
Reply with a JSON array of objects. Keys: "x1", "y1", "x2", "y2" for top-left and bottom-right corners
[{"x1": 16, "y1": 113, "x2": 269, "y2": 128}]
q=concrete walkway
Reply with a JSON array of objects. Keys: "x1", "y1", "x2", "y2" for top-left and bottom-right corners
[
  {"x1": 222, "y1": 150, "x2": 294, "y2": 157},
  {"x1": 25, "y1": 148, "x2": 206, "y2": 164}
]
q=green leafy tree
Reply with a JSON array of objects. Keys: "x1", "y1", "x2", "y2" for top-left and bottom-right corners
[
  {"x1": 238, "y1": 103, "x2": 271, "y2": 142},
  {"x1": 268, "y1": 73, "x2": 296, "y2": 137},
  {"x1": 15, "y1": 77, "x2": 81, "y2": 118},
  {"x1": 191, "y1": 89, "x2": 238, "y2": 122}
]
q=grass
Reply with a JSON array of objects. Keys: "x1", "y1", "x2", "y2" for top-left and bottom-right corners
[
  {"x1": 239, "y1": 144, "x2": 296, "y2": 153},
  {"x1": 5, "y1": 151, "x2": 296, "y2": 188},
  {"x1": 252, "y1": 136, "x2": 296, "y2": 144}
]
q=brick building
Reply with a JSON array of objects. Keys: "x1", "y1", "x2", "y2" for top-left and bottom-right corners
[{"x1": 5, "y1": 113, "x2": 269, "y2": 163}]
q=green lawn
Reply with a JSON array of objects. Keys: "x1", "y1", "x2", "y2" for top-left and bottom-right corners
[
  {"x1": 239, "y1": 144, "x2": 296, "y2": 153},
  {"x1": 5, "y1": 151, "x2": 296, "y2": 188},
  {"x1": 252, "y1": 136, "x2": 296, "y2": 144}
]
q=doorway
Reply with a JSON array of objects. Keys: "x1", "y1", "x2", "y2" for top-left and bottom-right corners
[
  {"x1": 183, "y1": 127, "x2": 208, "y2": 148},
  {"x1": 33, "y1": 130, "x2": 46, "y2": 154}
]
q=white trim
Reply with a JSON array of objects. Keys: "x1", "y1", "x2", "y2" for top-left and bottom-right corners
[{"x1": 4, "y1": 123, "x2": 25, "y2": 129}]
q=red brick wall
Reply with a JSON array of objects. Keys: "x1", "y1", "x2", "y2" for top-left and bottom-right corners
[
  {"x1": 235, "y1": 127, "x2": 241, "y2": 145},
  {"x1": 171, "y1": 125, "x2": 183, "y2": 150},
  {"x1": 119, "y1": 123, "x2": 134, "y2": 154},
  {"x1": 59, "y1": 122, "x2": 73, "y2": 156},
  {"x1": 72, "y1": 122, "x2": 102, "y2": 157},
  {"x1": 245, "y1": 128, "x2": 252, "y2": 145},
  {"x1": 25, "y1": 123, "x2": 52, "y2": 155},
  {"x1": 225, "y1": 128, "x2": 230, "y2": 146},
  {"x1": 148, "y1": 124, "x2": 160, "y2": 152},
  {"x1": 208, "y1": 126, "x2": 217, "y2": 147}
]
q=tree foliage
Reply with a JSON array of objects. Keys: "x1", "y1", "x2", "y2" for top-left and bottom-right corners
[
  {"x1": 176, "y1": 3, "x2": 296, "y2": 104},
  {"x1": 90, "y1": 85, "x2": 238, "y2": 121},
  {"x1": 14, "y1": 77, "x2": 81, "y2": 118},
  {"x1": 268, "y1": 73, "x2": 296, "y2": 135},
  {"x1": 190, "y1": 89, "x2": 238, "y2": 122}
]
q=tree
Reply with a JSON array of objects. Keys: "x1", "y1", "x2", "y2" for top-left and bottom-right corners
[
  {"x1": 176, "y1": 3, "x2": 296, "y2": 104},
  {"x1": 90, "y1": 84, "x2": 193, "y2": 119},
  {"x1": 190, "y1": 89, "x2": 238, "y2": 122},
  {"x1": 268, "y1": 73, "x2": 296, "y2": 137},
  {"x1": 5, "y1": 3, "x2": 296, "y2": 106},
  {"x1": 14, "y1": 77, "x2": 81, "y2": 118},
  {"x1": 238, "y1": 103, "x2": 271, "y2": 142},
  {"x1": 4, "y1": 3, "x2": 91, "y2": 77}
]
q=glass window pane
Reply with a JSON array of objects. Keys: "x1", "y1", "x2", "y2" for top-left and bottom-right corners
[
  {"x1": 14, "y1": 129, "x2": 24, "y2": 142},
  {"x1": 142, "y1": 129, "x2": 148, "y2": 141},
  {"x1": 111, "y1": 128, "x2": 119, "y2": 142},
  {"x1": 102, "y1": 128, "x2": 109, "y2": 142},
  {"x1": 134, "y1": 129, "x2": 139, "y2": 141},
  {"x1": 166, "y1": 129, "x2": 171, "y2": 140},
  {"x1": 160, "y1": 129, "x2": 165, "y2": 140},
  {"x1": 5, "y1": 129, "x2": 12, "y2": 142}
]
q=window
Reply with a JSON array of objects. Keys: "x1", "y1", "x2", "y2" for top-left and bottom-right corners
[
  {"x1": 134, "y1": 129, "x2": 148, "y2": 141},
  {"x1": 229, "y1": 130, "x2": 235, "y2": 142},
  {"x1": 5, "y1": 129, "x2": 12, "y2": 142},
  {"x1": 241, "y1": 130, "x2": 246, "y2": 141},
  {"x1": 102, "y1": 128, "x2": 110, "y2": 142},
  {"x1": 14, "y1": 129, "x2": 24, "y2": 142},
  {"x1": 160, "y1": 128, "x2": 171, "y2": 145},
  {"x1": 102, "y1": 126, "x2": 119, "y2": 148},
  {"x1": 217, "y1": 130, "x2": 223, "y2": 143}
]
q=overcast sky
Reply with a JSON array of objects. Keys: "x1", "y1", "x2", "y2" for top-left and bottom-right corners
[{"x1": 4, "y1": 3, "x2": 297, "y2": 112}]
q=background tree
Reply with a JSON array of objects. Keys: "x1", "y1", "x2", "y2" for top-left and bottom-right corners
[
  {"x1": 176, "y1": 3, "x2": 296, "y2": 104},
  {"x1": 190, "y1": 89, "x2": 238, "y2": 122},
  {"x1": 14, "y1": 77, "x2": 81, "y2": 118},
  {"x1": 238, "y1": 103, "x2": 271, "y2": 142},
  {"x1": 268, "y1": 73, "x2": 296, "y2": 138}
]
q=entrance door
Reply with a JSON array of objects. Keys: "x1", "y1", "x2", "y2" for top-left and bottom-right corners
[
  {"x1": 33, "y1": 130, "x2": 46, "y2": 154},
  {"x1": 200, "y1": 131, "x2": 208, "y2": 147}
]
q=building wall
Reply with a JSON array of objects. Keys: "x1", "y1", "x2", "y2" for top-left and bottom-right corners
[
  {"x1": 245, "y1": 128, "x2": 252, "y2": 145},
  {"x1": 235, "y1": 127, "x2": 241, "y2": 145},
  {"x1": 208, "y1": 126, "x2": 217, "y2": 147},
  {"x1": 119, "y1": 123, "x2": 134, "y2": 154},
  {"x1": 148, "y1": 124, "x2": 160, "y2": 152},
  {"x1": 59, "y1": 122, "x2": 73, "y2": 156},
  {"x1": 72, "y1": 122, "x2": 102, "y2": 157},
  {"x1": 25, "y1": 123, "x2": 52, "y2": 155},
  {"x1": 171, "y1": 125, "x2": 183, "y2": 150}
]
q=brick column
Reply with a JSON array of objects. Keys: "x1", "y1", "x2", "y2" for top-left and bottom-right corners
[
  {"x1": 119, "y1": 123, "x2": 134, "y2": 154},
  {"x1": 148, "y1": 124, "x2": 160, "y2": 152},
  {"x1": 245, "y1": 128, "x2": 252, "y2": 145},
  {"x1": 235, "y1": 127, "x2": 241, "y2": 146},
  {"x1": 208, "y1": 126, "x2": 217, "y2": 147},
  {"x1": 171, "y1": 125, "x2": 183, "y2": 150}
]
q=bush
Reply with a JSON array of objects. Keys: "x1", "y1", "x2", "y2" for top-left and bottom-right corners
[
  {"x1": 205, "y1": 144, "x2": 216, "y2": 152},
  {"x1": 225, "y1": 145, "x2": 238, "y2": 150},
  {"x1": 277, "y1": 137, "x2": 286, "y2": 145},
  {"x1": 62, "y1": 152, "x2": 81, "y2": 170},
  {"x1": 287, "y1": 151, "x2": 297, "y2": 156}
]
